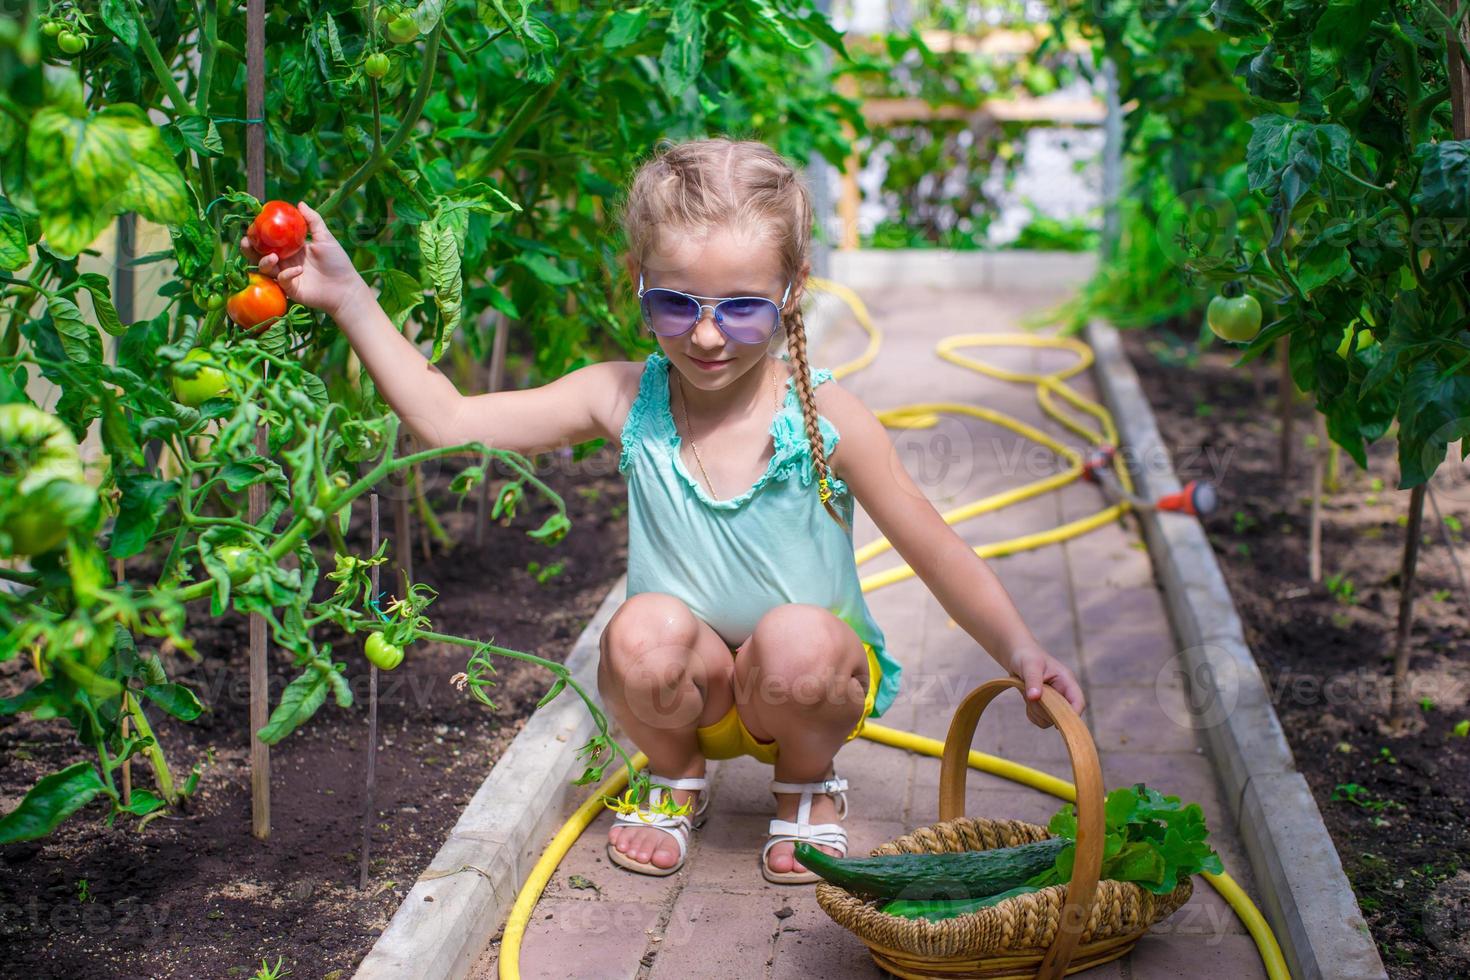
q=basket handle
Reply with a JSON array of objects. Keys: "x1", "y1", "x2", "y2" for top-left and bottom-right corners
[{"x1": 938, "y1": 677, "x2": 1104, "y2": 980}]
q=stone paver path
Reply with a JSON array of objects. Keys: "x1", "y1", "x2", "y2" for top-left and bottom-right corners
[{"x1": 476, "y1": 286, "x2": 1269, "y2": 979}]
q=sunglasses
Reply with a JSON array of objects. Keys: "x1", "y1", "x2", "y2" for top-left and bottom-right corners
[{"x1": 637, "y1": 272, "x2": 792, "y2": 345}]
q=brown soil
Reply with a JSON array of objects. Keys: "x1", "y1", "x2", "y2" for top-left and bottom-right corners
[
  {"x1": 1121, "y1": 327, "x2": 1470, "y2": 979},
  {"x1": 0, "y1": 444, "x2": 628, "y2": 977}
]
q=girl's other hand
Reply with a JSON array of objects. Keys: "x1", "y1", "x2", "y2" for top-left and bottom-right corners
[
  {"x1": 239, "y1": 201, "x2": 367, "y2": 319},
  {"x1": 1008, "y1": 646, "x2": 1085, "y2": 729}
]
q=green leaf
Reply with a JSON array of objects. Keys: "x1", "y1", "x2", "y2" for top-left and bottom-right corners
[
  {"x1": 1209, "y1": 0, "x2": 1268, "y2": 35},
  {"x1": 0, "y1": 196, "x2": 30, "y2": 270},
  {"x1": 258, "y1": 665, "x2": 331, "y2": 745},
  {"x1": 536, "y1": 677, "x2": 567, "y2": 707},
  {"x1": 77, "y1": 272, "x2": 125, "y2": 336},
  {"x1": 514, "y1": 251, "x2": 577, "y2": 286},
  {"x1": 1412, "y1": 141, "x2": 1470, "y2": 218},
  {"x1": 99, "y1": 388, "x2": 144, "y2": 466},
  {"x1": 47, "y1": 295, "x2": 102, "y2": 364},
  {"x1": 100, "y1": 0, "x2": 140, "y2": 49},
  {"x1": 376, "y1": 269, "x2": 425, "y2": 332},
  {"x1": 116, "y1": 790, "x2": 166, "y2": 816},
  {"x1": 141, "y1": 683, "x2": 204, "y2": 721},
  {"x1": 605, "y1": 9, "x2": 650, "y2": 50},
  {"x1": 660, "y1": 1, "x2": 704, "y2": 99},
  {"x1": 108, "y1": 474, "x2": 180, "y2": 559},
  {"x1": 0, "y1": 763, "x2": 107, "y2": 843},
  {"x1": 170, "y1": 116, "x2": 224, "y2": 159},
  {"x1": 418, "y1": 218, "x2": 463, "y2": 361},
  {"x1": 27, "y1": 105, "x2": 190, "y2": 257},
  {"x1": 1397, "y1": 362, "x2": 1470, "y2": 489}
]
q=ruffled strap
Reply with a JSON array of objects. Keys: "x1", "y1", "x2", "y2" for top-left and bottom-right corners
[{"x1": 618, "y1": 351, "x2": 669, "y2": 475}]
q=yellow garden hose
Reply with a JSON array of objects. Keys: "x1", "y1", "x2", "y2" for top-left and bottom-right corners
[{"x1": 495, "y1": 277, "x2": 1291, "y2": 979}]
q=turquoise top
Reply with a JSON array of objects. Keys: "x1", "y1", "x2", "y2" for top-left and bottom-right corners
[{"x1": 616, "y1": 348, "x2": 902, "y2": 719}]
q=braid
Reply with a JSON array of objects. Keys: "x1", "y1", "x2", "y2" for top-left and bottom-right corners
[{"x1": 786, "y1": 305, "x2": 851, "y2": 534}]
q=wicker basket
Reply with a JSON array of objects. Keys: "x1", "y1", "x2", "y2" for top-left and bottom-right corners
[{"x1": 815, "y1": 678, "x2": 1192, "y2": 979}]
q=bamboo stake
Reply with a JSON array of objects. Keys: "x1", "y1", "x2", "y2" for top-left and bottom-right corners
[
  {"x1": 246, "y1": 0, "x2": 270, "y2": 840},
  {"x1": 1426, "y1": 485, "x2": 1470, "y2": 613},
  {"x1": 1308, "y1": 416, "x2": 1325, "y2": 583},
  {"x1": 1277, "y1": 338, "x2": 1293, "y2": 479},
  {"x1": 359, "y1": 493, "x2": 381, "y2": 890},
  {"x1": 1390, "y1": 485, "x2": 1426, "y2": 721},
  {"x1": 474, "y1": 310, "x2": 510, "y2": 547}
]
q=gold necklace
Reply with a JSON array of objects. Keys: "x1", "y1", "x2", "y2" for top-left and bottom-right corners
[{"x1": 676, "y1": 359, "x2": 781, "y2": 501}]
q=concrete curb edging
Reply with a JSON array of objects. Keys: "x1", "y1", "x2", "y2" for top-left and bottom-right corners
[
  {"x1": 353, "y1": 574, "x2": 629, "y2": 979},
  {"x1": 1084, "y1": 319, "x2": 1387, "y2": 980}
]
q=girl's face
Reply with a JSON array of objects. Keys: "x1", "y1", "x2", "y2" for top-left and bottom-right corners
[{"x1": 629, "y1": 223, "x2": 806, "y2": 395}]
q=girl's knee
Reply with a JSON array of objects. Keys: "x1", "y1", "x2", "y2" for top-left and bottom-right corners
[{"x1": 601, "y1": 592, "x2": 703, "y2": 676}]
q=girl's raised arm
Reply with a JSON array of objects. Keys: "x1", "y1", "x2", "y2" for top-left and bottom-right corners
[{"x1": 245, "y1": 202, "x2": 629, "y2": 455}]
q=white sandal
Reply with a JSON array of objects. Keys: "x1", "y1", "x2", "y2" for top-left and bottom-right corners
[
  {"x1": 761, "y1": 772, "x2": 850, "y2": 884},
  {"x1": 606, "y1": 770, "x2": 711, "y2": 877}
]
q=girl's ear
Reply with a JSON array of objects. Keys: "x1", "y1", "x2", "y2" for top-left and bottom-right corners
[{"x1": 787, "y1": 260, "x2": 812, "y2": 313}]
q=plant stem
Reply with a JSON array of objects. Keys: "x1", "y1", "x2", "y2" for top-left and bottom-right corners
[
  {"x1": 319, "y1": 23, "x2": 446, "y2": 218},
  {"x1": 127, "y1": 695, "x2": 180, "y2": 805},
  {"x1": 128, "y1": 0, "x2": 201, "y2": 118}
]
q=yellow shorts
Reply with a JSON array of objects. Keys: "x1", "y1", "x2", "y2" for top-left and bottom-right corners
[{"x1": 694, "y1": 641, "x2": 881, "y2": 766}]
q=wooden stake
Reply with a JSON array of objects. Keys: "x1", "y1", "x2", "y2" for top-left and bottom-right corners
[
  {"x1": 394, "y1": 430, "x2": 413, "y2": 585},
  {"x1": 1277, "y1": 338, "x2": 1293, "y2": 479},
  {"x1": 475, "y1": 310, "x2": 510, "y2": 547},
  {"x1": 246, "y1": 0, "x2": 270, "y2": 841},
  {"x1": 1390, "y1": 485, "x2": 1427, "y2": 721},
  {"x1": 1426, "y1": 484, "x2": 1470, "y2": 614},
  {"x1": 1308, "y1": 415, "x2": 1325, "y2": 583},
  {"x1": 359, "y1": 493, "x2": 382, "y2": 890}
]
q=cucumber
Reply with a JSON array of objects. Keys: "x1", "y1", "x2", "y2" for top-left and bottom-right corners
[
  {"x1": 880, "y1": 885, "x2": 1041, "y2": 921},
  {"x1": 793, "y1": 836, "x2": 1066, "y2": 900}
]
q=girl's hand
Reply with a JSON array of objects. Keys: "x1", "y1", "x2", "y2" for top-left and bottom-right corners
[
  {"x1": 239, "y1": 201, "x2": 367, "y2": 319},
  {"x1": 1008, "y1": 646, "x2": 1085, "y2": 729}
]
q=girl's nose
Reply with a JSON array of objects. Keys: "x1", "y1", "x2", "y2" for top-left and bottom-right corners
[{"x1": 692, "y1": 305, "x2": 724, "y2": 348}]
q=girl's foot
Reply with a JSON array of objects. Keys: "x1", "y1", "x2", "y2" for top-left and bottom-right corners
[
  {"x1": 607, "y1": 783, "x2": 705, "y2": 871},
  {"x1": 764, "y1": 776, "x2": 843, "y2": 875}
]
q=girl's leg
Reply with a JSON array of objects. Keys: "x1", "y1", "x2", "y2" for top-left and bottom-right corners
[
  {"x1": 733, "y1": 604, "x2": 870, "y2": 875},
  {"x1": 598, "y1": 592, "x2": 737, "y2": 870}
]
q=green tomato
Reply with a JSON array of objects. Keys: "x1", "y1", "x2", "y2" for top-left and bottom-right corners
[
  {"x1": 1206, "y1": 293, "x2": 1263, "y2": 343},
  {"x1": 215, "y1": 544, "x2": 252, "y2": 582},
  {"x1": 364, "y1": 633, "x2": 405, "y2": 671},
  {"x1": 56, "y1": 30, "x2": 85, "y2": 54},
  {"x1": 0, "y1": 403, "x2": 94, "y2": 556},
  {"x1": 41, "y1": 20, "x2": 63, "y2": 37},
  {"x1": 385, "y1": 13, "x2": 419, "y2": 44},
  {"x1": 364, "y1": 52, "x2": 390, "y2": 79},
  {"x1": 171, "y1": 349, "x2": 232, "y2": 407}
]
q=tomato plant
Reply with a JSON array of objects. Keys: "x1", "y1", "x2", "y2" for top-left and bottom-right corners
[
  {"x1": 227, "y1": 273, "x2": 288, "y2": 334},
  {"x1": 364, "y1": 633, "x2": 404, "y2": 670},
  {"x1": 0, "y1": 0, "x2": 855, "y2": 846},
  {"x1": 246, "y1": 201, "x2": 308, "y2": 261}
]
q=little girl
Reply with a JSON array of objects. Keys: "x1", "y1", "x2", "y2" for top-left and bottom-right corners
[{"x1": 243, "y1": 137, "x2": 1084, "y2": 886}]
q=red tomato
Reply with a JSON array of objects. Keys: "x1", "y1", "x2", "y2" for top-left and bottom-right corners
[
  {"x1": 247, "y1": 200, "x2": 308, "y2": 260},
  {"x1": 227, "y1": 273, "x2": 287, "y2": 334}
]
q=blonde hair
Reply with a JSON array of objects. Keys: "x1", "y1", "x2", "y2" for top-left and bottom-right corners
[{"x1": 616, "y1": 136, "x2": 848, "y2": 533}]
